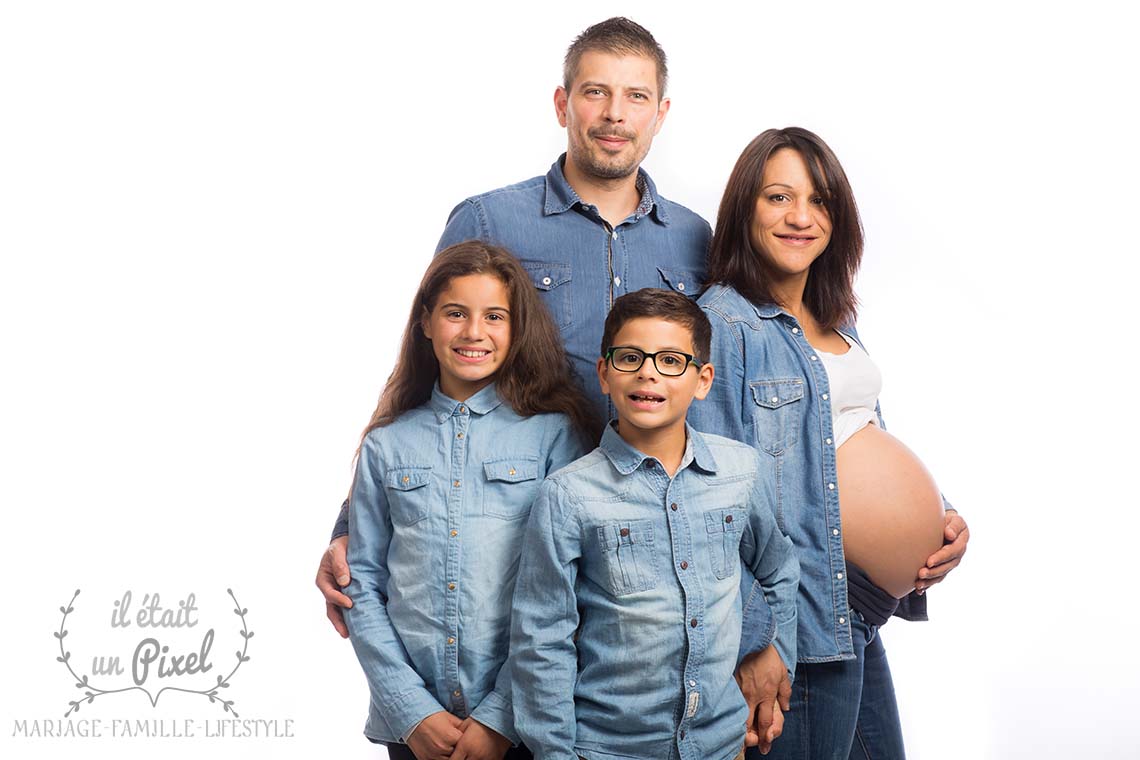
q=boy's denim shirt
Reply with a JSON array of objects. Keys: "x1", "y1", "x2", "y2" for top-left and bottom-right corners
[
  {"x1": 690, "y1": 284, "x2": 943, "y2": 665},
  {"x1": 436, "y1": 155, "x2": 712, "y2": 422},
  {"x1": 510, "y1": 424, "x2": 799, "y2": 760},
  {"x1": 344, "y1": 383, "x2": 586, "y2": 745}
]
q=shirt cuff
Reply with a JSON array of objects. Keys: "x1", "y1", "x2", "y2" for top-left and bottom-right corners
[
  {"x1": 387, "y1": 689, "x2": 447, "y2": 744},
  {"x1": 331, "y1": 498, "x2": 349, "y2": 540},
  {"x1": 470, "y1": 690, "x2": 520, "y2": 746}
]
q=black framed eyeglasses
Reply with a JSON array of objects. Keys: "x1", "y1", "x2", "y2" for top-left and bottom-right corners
[{"x1": 604, "y1": 346, "x2": 703, "y2": 377}]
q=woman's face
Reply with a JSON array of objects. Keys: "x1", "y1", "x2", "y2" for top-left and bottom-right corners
[{"x1": 749, "y1": 147, "x2": 832, "y2": 282}]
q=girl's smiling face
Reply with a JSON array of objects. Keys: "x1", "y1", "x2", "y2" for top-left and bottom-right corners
[{"x1": 421, "y1": 273, "x2": 511, "y2": 401}]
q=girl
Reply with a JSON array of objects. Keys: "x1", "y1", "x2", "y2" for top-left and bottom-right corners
[
  {"x1": 344, "y1": 241, "x2": 599, "y2": 760},
  {"x1": 690, "y1": 128, "x2": 969, "y2": 759}
]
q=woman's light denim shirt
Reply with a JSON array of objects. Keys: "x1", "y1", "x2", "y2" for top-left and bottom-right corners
[
  {"x1": 344, "y1": 383, "x2": 586, "y2": 745},
  {"x1": 509, "y1": 425, "x2": 799, "y2": 760},
  {"x1": 690, "y1": 284, "x2": 935, "y2": 664}
]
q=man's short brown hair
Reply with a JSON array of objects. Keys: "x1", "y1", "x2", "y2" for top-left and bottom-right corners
[{"x1": 563, "y1": 17, "x2": 668, "y2": 99}]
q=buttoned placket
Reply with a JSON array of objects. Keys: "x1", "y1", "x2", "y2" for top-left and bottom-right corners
[
  {"x1": 650, "y1": 460, "x2": 707, "y2": 760},
  {"x1": 444, "y1": 403, "x2": 470, "y2": 717},
  {"x1": 785, "y1": 316, "x2": 853, "y2": 644}
]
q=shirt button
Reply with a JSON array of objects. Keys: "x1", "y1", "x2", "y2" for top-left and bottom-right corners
[
  {"x1": 542, "y1": 276, "x2": 552, "y2": 286},
  {"x1": 791, "y1": 327, "x2": 800, "y2": 334},
  {"x1": 826, "y1": 438, "x2": 833, "y2": 445},
  {"x1": 689, "y1": 680, "x2": 696, "y2": 687},
  {"x1": 680, "y1": 561, "x2": 688, "y2": 570},
  {"x1": 614, "y1": 276, "x2": 621, "y2": 286},
  {"x1": 457, "y1": 432, "x2": 464, "y2": 439},
  {"x1": 833, "y1": 528, "x2": 840, "y2": 536},
  {"x1": 612, "y1": 230, "x2": 618, "y2": 240},
  {"x1": 401, "y1": 476, "x2": 410, "y2": 484},
  {"x1": 690, "y1": 618, "x2": 698, "y2": 628},
  {"x1": 458, "y1": 405, "x2": 466, "y2": 413},
  {"x1": 620, "y1": 527, "x2": 630, "y2": 537},
  {"x1": 677, "y1": 282, "x2": 686, "y2": 291},
  {"x1": 670, "y1": 503, "x2": 678, "y2": 511},
  {"x1": 839, "y1": 617, "x2": 846, "y2": 625},
  {"x1": 822, "y1": 393, "x2": 829, "y2": 400},
  {"x1": 508, "y1": 468, "x2": 516, "y2": 476},
  {"x1": 453, "y1": 480, "x2": 461, "y2": 487},
  {"x1": 811, "y1": 355, "x2": 818, "y2": 361},
  {"x1": 837, "y1": 572, "x2": 844, "y2": 580},
  {"x1": 450, "y1": 530, "x2": 458, "y2": 537},
  {"x1": 453, "y1": 689, "x2": 462, "y2": 697},
  {"x1": 447, "y1": 636, "x2": 455, "y2": 645},
  {"x1": 828, "y1": 483, "x2": 836, "y2": 490},
  {"x1": 447, "y1": 582, "x2": 456, "y2": 591},
  {"x1": 725, "y1": 515, "x2": 733, "y2": 523},
  {"x1": 770, "y1": 396, "x2": 779, "y2": 403}
]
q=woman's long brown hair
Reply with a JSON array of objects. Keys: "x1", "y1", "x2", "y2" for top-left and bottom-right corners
[
  {"x1": 358, "y1": 240, "x2": 601, "y2": 449},
  {"x1": 706, "y1": 127, "x2": 864, "y2": 329}
]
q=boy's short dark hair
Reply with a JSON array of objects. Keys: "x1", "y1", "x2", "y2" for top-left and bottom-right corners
[
  {"x1": 601, "y1": 289, "x2": 711, "y2": 363},
  {"x1": 564, "y1": 17, "x2": 668, "y2": 98}
]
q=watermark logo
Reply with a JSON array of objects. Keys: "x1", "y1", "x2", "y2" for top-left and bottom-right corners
[{"x1": 55, "y1": 588, "x2": 252, "y2": 717}]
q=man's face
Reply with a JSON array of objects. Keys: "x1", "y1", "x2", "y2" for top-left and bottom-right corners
[{"x1": 555, "y1": 51, "x2": 670, "y2": 182}]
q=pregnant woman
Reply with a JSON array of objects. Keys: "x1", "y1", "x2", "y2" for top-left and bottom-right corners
[{"x1": 690, "y1": 127, "x2": 970, "y2": 759}]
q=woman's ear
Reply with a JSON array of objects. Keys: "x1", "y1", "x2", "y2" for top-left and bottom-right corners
[{"x1": 419, "y1": 307, "x2": 432, "y2": 340}]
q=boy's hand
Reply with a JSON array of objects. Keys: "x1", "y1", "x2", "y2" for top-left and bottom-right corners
[
  {"x1": 407, "y1": 711, "x2": 464, "y2": 760},
  {"x1": 315, "y1": 535, "x2": 352, "y2": 637},
  {"x1": 736, "y1": 644, "x2": 790, "y2": 750},
  {"x1": 449, "y1": 717, "x2": 511, "y2": 760}
]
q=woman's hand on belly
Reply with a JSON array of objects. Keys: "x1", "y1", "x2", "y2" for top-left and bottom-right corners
[{"x1": 915, "y1": 509, "x2": 970, "y2": 594}]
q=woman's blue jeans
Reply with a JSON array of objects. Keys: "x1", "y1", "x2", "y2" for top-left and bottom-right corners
[{"x1": 749, "y1": 611, "x2": 906, "y2": 760}]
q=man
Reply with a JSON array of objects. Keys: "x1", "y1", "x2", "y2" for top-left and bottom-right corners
[{"x1": 322, "y1": 15, "x2": 710, "y2": 637}]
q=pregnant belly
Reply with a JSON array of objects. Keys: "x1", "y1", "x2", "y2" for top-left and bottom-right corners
[{"x1": 837, "y1": 424, "x2": 945, "y2": 598}]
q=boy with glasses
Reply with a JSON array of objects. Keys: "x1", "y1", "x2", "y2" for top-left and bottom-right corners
[{"x1": 509, "y1": 289, "x2": 800, "y2": 760}]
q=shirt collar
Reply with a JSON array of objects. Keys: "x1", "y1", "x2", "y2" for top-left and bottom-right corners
[
  {"x1": 543, "y1": 154, "x2": 671, "y2": 226},
  {"x1": 430, "y1": 382, "x2": 504, "y2": 423},
  {"x1": 598, "y1": 421, "x2": 718, "y2": 475}
]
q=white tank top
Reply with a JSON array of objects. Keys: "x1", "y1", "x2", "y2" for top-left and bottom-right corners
[{"x1": 815, "y1": 331, "x2": 882, "y2": 449}]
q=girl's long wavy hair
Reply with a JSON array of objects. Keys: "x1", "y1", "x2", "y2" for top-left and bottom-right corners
[
  {"x1": 358, "y1": 240, "x2": 601, "y2": 449},
  {"x1": 706, "y1": 127, "x2": 864, "y2": 329}
]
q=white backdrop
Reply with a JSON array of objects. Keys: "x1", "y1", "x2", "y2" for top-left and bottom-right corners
[{"x1": 2, "y1": 2, "x2": 1137, "y2": 758}]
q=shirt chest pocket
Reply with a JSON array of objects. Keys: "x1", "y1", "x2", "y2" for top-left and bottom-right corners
[
  {"x1": 520, "y1": 261, "x2": 572, "y2": 331},
  {"x1": 590, "y1": 520, "x2": 659, "y2": 597},
  {"x1": 385, "y1": 466, "x2": 433, "y2": 526},
  {"x1": 483, "y1": 456, "x2": 540, "y2": 520},
  {"x1": 749, "y1": 379, "x2": 805, "y2": 455},
  {"x1": 704, "y1": 507, "x2": 747, "y2": 580}
]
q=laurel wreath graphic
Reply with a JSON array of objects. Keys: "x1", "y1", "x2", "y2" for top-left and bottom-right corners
[{"x1": 55, "y1": 588, "x2": 253, "y2": 717}]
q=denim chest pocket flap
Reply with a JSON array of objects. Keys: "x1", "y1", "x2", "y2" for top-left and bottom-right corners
[
  {"x1": 749, "y1": 379, "x2": 805, "y2": 455},
  {"x1": 384, "y1": 465, "x2": 432, "y2": 526},
  {"x1": 704, "y1": 506, "x2": 747, "y2": 580},
  {"x1": 482, "y1": 456, "x2": 539, "y2": 520},
  {"x1": 520, "y1": 260, "x2": 572, "y2": 330},
  {"x1": 656, "y1": 267, "x2": 702, "y2": 298},
  {"x1": 594, "y1": 519, "x2": 659, "y2": 596}
]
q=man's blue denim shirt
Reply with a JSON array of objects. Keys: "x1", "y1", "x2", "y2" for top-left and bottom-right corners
[
  {"x1": 330, "y1": 157, "x2": 710, "y2": 541},
  {"x1": 689, "y1": 285, "x2": 937, "y2": 665},
  {"x1": 509, "y1": 425, "x2": 799, "y2": 760},
  {"x1": 436, "y1": 155, "x2": 712, "y2": 422},
  {"x1": 344, "y1": 383, "x2": 585, "y2": 745}
]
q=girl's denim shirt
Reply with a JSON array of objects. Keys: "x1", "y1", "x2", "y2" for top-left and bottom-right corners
[
  {"x1": 344, "y1": 382, "x2": 586, "y2": 745},
  {"x1": 690, "y1": 284, "x2": 939, "y2": 664}
]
